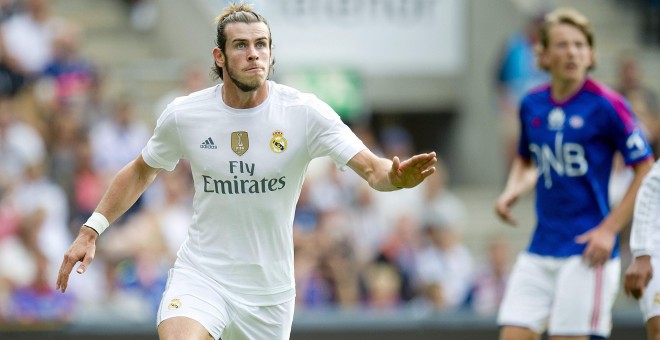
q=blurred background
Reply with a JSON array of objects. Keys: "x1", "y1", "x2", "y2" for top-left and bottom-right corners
[{"x1": 0, "y1": 0, "x2": 658, "y2": 338}]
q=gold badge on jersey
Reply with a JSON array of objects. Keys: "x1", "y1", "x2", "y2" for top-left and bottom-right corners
[
  {"x1": 654, "y1": 293, "x2": 660, "y2": 305},
  {"x1": 168, "y1": 299, "x2": 182, "y2": 310},
  {"x1": 231, "y1": 131, "x2": 249, "y2": 156},
  {"x1": 270, "y1": 130, "x2": 287, "y2": 153}
]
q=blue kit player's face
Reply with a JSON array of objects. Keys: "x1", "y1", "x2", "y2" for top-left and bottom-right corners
[{"x1": 540, "y1": 23, "x2": 594, "y2": 84}]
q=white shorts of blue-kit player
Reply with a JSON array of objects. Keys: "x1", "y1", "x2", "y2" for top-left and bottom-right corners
[{"x1": 497, "y1": 252, "x2": 620, "y2": 338}]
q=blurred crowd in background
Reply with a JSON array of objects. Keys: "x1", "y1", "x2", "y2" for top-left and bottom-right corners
[{"x1": 0, "y1": 0, "x2": 659, "y2": 328}]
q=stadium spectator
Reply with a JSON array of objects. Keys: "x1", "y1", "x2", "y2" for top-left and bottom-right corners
[
  {"x1": 346, "y1": 180, "x2": 389, "y2": 270},
  {"x1": 0, "y1": 0, "x2": 18, "y2": 23},
  {"x1": 47, "y1": 108, "x2": 85, "y2": 223},
  {"x1": 414, "y1": 215, "x2": 474, "y2": 310},
  {"x1": 123, "y1": 0, "x2": 157, "y2": 32},
  {"x1": 422, "y1": 157, "x2": 466, "y2": 234},
  {"x1": 374, "y1": 126, "x2": 427, "y2": 239},
  {"x1": 0, "y1": 157, "x2": 94, "y2": 323},
  {"x1": 40, "y1": 21, "x2": 97, "y2": 111},
  {"x1": 0, "y1": 0, "x2": 59, "y2": 79},
  {"x1": 293, "y1": 235, "x2": 333, "y2": 309},
  {"x1": 0, "y1": 96, "x2": 45, "y2": 191},
  {"x1": 362, "y1": 261, "x2": 403, "y2": 310},
  {"x1": 89, "y1": 99, "x2": 150, "y2": 182},
  {"x1": 494, "y1": 7, "x2": 654, "y2": 340},
  {"x1": 494, "y1": 9, "x2": 550, "y2": 172},
  {"x1": 88, "y1": 99, "x2": 150, "y2": 220},
  {"x1": 78, "y1": 69, "x2": 113, "y2": 129},
  {"x1": 153, "y1": 62, "x2": 210, "y2": 121},
  {"x1": 70, "y1": 136, "x2": 105, "y2": 230},
  {"x1": 615, "y1": 52, "x2": 660, "y2": 156},
  {"x1": 469, "y1": 235, "x2": 512, "y2": 316},
  {"x1": 378, "y1": 214, "x2": 422, "y2": 303}
]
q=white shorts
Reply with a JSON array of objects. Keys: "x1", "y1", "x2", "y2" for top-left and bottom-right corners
[
  {"x1": 497, "y1": 252, "x2": 620, "y2": 337},
  {"x1": 638, "y1": 256, "x2": 660, "y2": 321},
  {"x1": 157, "y1": 265, "x2": 295, "y2": 340}
]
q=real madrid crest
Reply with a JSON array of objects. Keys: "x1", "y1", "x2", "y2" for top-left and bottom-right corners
[
  {"x1": 168, "y1": 298, "x2": 182, "y2": 310},
  {"x1": 270, "y1": 130, "x2": 287, "y2": 153},
  {"x1": 231, "y1": 131, "x2": 249, "y2": 156}
]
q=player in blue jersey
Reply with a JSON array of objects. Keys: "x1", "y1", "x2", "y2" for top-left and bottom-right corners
[{"x1": 494, "y1": 7, "x2": 654, "y2": 340}]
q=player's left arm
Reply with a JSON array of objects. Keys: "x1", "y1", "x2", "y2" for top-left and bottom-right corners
[
  {"x1": 347, "y1": 149, "x2": 437, "y2": 191},
  {"x1": 577, "y1": 157, "x2": 654, "y2": 266}
]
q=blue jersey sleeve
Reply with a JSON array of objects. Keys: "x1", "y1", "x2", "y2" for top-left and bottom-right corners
[
  {"x1": 517, "y1": 97, "x2": 531, "y2": 159},
  {"x1": 604, "y1": 97, "x2": 653, "y2": 165}
]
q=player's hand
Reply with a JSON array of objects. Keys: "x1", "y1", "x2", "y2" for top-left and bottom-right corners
[
  {"x1": 494, "y1": 192, "x2": 518, "y2": 226},
  {"x1": 56, "y1": 226, "x2": 98, "y2": 293},
  {"x1": 575, "y1": 226, "x2": 616, "y2": 267},
  {"x1": 389, "y1": 152, "x2": 437, "y2": 189},
  {"x1": 624, "y1": 255, "x2": 652, "y2": 300}
]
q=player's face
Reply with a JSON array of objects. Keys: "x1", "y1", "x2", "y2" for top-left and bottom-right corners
[
  {"x1": 540, "y1": 23, "x2": 594, "y2": 83},
  {"x1": 216, "y1": 22, "x2": 271, "y2": 92}
]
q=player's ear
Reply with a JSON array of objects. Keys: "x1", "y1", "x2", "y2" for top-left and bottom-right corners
[
  {"x1": 212, "y1": 47, "x2": 225, "y2": 68},
  {"x1": 538, "y1": 49, "x2": 550, "y2": 71},
  {"x1": 588, "y1": 50, "x2": 596, "y2": 70}
]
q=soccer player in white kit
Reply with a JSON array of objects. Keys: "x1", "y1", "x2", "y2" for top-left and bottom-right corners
[
  {"x1": 55, "y1": 3, "x2": 437, "y2": 340},
  {"x1": 624, "y1": 159, "x2": 660, "y2": 340}
]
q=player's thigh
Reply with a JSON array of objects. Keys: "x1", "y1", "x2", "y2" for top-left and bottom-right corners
[
  {"x1": 647, "y1": 315, "x2": 660, "y2": 340},
  {"x1": 222, "y1": 298, "x2": 295, "y2": 340},
  {"x1": 547, "y1": 335, "x2": 589, "y2": 340},
  {"x1": 499, "y1": 325, "x2": 540, "y2": 340},
  {"x1": 158, "y1": 316, "x2": 214, "y2": 340},
  {"x1": 157, "y1": 266, "x2": 229, "y2": 339},
  {"x1": 639, "y1": 257, "x2": 660, "y2": 323},
  {"x1": 498, "y1": 253, "x2": 556, "y2": 335},
  {"x1": 550, "y1": 257, "x2": 620, "y2": 338}
]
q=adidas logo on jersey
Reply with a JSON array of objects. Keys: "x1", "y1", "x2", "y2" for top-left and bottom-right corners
[{"x1": 200, "y1": 137, "x2": 217, "y2": 149}]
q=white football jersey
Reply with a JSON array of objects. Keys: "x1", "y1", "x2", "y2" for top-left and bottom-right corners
[
  {"x1": 630, "y1": 159, "x2": 660, "y2": 258},
  {"x1": 142, "y1": 81, "x2": 366, "y2": 305}
]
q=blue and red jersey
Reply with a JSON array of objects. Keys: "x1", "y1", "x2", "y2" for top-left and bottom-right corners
[{"x1": 518, "y1": 78, "x2": 653, "y2": 258}]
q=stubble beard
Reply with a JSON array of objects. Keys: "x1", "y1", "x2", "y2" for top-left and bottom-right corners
[{"x1": 225, "y1": 61, "x2": 268, "y2": 92}]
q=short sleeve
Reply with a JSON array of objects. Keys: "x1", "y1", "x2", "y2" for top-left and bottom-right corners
[
  {"x1": 141, "y1": 108, "x2": 183, "y2": 171},
  {"x1": 305, "y1": 96, "x2": 367, "y2": 167},
  {"x1": 517, "y1": 98, "x2": 531, "y2": 159},
  {"x1": 606, "y1": 98, "x2": 653, "y2": 165}
]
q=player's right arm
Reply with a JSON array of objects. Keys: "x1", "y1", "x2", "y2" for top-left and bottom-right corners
[
  {"x1": 494, "y1": 155, "x2": 537, "y2": 226},
  {"x1": 56, "y1": 154, "x2": 161, "y2": 293}
]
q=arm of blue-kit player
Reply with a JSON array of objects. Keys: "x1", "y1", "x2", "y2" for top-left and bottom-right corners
[
  {"x1": 494, "y1": 156, "x2": 537, "y2": 226},
  {"x1": 577, "y1": 158, "x2": 654, "y2": 267}
]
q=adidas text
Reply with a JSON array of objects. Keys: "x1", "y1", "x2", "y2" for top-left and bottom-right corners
[{"x1": 200, "y1": 137, "x2": 217, "y2": 149}]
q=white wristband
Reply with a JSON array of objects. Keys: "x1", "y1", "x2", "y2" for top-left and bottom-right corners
[{"x1": 84, "y1": 212, "x2": 110, "y2": 235}]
